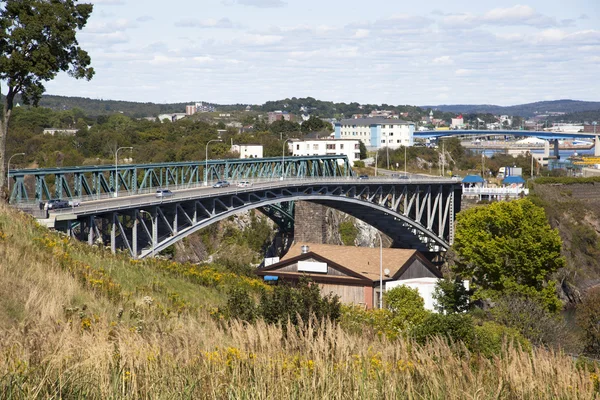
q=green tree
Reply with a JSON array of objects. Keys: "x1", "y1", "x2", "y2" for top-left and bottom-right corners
[
  {"x1": 384, "y1": 285, "x2": 430, "y2": 330},
  {"x1": 452, "y1": 199, "x2": 564, "y2": 304},
  {"x1": 300, "y1": 115, "x2": 332, "y2": 133},
  {"x1": 0, "y1": 0, "x2": 94, "y2": 191},
  {"x1": 432, "y1": 278, "x2": 470, "y2": 314},
  {"x1": 359, "y1": 141, "x2": 367, "y2": 160}
]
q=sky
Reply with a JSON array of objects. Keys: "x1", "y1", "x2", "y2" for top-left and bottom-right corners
[{"x1": 43, "y1": 0, "x2": 600, "y2": 107}]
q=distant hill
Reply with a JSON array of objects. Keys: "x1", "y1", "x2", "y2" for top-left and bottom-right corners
[
  {"x1": 19, "y1": 95, "x2": 204, "y2": 118},
  {"x1": 425, "y1": 100, "x2": 600, "y2": 118}
]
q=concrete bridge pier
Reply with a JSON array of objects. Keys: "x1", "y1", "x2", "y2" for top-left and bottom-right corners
[
  {"x1": 595, "y1": 136, "x2": 600, "y2": 157},
  {"x1": 544, "y1": 139, "x2": 560, "y2": 159}
]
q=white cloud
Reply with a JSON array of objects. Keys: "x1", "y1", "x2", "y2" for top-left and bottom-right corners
[
  {"x1": 433, "y1": 56, "x2": 453, "y2": 65},
  {"x1": 223, "y1": 0, "x2": 286, "y2": 7},
  {"x1": 175, "y1": 18, "x2": 235, "y2": 29},
  {"x1": 455, "y1": 69, "x2": 472, "y2": 76},
  {"x1": 353, "y1": 29, "x2": 369, "y2": 38},
  {"x1": 239, "y1": 34, "x2": 283, "y2": 46},
  {"x1": 149, "y1": 55, "x2": 186, "y2": 65}
]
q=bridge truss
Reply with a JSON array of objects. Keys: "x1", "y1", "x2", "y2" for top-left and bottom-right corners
[
  {"x1": 55, "y1": 179, "x2": 461, "y2": 258},
  {"x1": 8, "y1": 155, "x2": 353, "y2": 204}
]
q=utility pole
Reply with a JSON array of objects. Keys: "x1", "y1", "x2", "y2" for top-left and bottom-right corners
[
  {"x1": 441, "y1": 141, "x2": 445, "y2": 177},
  {"x1": 375, "y1": 151, "x2": 378, "y2": 176}
]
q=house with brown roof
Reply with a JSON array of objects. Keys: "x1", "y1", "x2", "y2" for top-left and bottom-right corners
[{"x1": 256, "y1": 243, "x2": 442, "y2": 309}]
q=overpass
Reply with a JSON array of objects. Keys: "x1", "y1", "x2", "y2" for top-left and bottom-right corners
[
  {"x1": 48, "y1": 176, "x2": 461, "y2": 258},
  {"x1": 414, "y1": 129, "x2": 600, "y2": 158}
]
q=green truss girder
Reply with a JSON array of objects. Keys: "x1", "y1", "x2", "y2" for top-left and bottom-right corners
[{"x1": 8, "y1": 155, "x2": 353, "y2": 203}]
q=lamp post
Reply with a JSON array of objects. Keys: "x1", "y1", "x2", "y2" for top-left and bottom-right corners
[
  {"x1": 376, "y1": 231, "x2": 383, "y2": 309},
  {"x1": 7, "y1": 152, "x2": 25, "y2": 195},
  {"x1": 115, "y1": 147, "x2": 133, "y2": 198},
  {"x1": 139, "y1": 210, "x2": 155, "y2": 257},
  {"x1": 281, "y1": 139, "x2": 292, "y2": 180},
  {"x1": 404, "y1": 146, "x2": 407, "y2": 178},
  {"x1": 205, "y1": 139, "x2": 222, "y2": 186}
]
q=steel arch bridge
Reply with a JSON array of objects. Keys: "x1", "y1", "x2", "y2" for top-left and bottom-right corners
[{"x1": 52, "y1": 178, "x2": 461, "y2": 259}]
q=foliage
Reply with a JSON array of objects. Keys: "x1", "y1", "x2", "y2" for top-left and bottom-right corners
[
  {"x1": 432, "y1": 278, "x2": 470, "y2": 314},
  {"x1": 384, "y1": 286, "x2": 430, "y2": 330},
  {"x1": 225, "y1": 277, "x2": 341, "y2": 325},
  {"x1": 359, "y1": 141, "x2": 368, "y2": 160},
  {"x1": 339, "y1": 220, "x2": 358, "y2": 246},
  {"x1": 300, "y1": 115, "x2": 332, "y2": 133},
  {"x1": 452, "y1": 199, "x2": 565, "y2": 297},
  {"x1": 353, "y1": 160, "x2": 365, "y2": 168},
  {"x1": 0, "y1": 0, "x2": 94, "y2": 189},
  {"x1": 577, "y1": 287, "x2": 600, "y2": 356},
  {"x1": 473, "y1": 321, "x2": 532, "y2": 358},
  {"x1": 411, "y1": 313, "x2": 476, "y2": 348},
  {"x1": 488, "y1": 294, "x2": 573, "y2": 348}
]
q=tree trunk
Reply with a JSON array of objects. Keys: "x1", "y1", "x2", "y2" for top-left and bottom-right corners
[{"x1": 0, "y1": 89, "x2": 14, "y2": 196}]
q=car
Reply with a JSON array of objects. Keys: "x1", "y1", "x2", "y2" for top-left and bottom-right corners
[
  {"x1": 237, "y1": 181, "x2": 252, "y2": 188},
  {"x1": 213, "y1": 181, "x2": 230, "y2": 188},
  {"x1": 357, "y1": 175, "x2": 369, "y2": 180},
  {"x1": 398, "y1": 175, "x2": 409, "y2": 179},
  {"x1": 155, "y1": 189, "x2": 174, "y2": 198},
  {"x1": 46, "y1": 199, "x2": 70, "y2": 209},
  {"x1": 68, "y1": 200, "x2": 81, "y2": 207}
]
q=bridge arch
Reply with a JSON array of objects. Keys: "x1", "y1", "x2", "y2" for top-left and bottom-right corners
[{"x1": 65, "y1": 180, "x2": 460, "y2": 259}]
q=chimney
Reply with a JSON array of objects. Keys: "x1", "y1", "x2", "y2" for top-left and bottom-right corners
[{"x1": 301, "y1": 245, "x2": 309, "y2": 254}]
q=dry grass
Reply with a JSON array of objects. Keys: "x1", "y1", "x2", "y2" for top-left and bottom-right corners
[{"x1": 0, "y1": 204, "x2": 598, "y2": 399}]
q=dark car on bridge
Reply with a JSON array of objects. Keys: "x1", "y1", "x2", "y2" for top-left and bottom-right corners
[
  {"x1": 46, "y1": 199, "x2": 70, "y2": 209},
  {"x1": 213, "y1": 181, "x2": 230, "y2": 188},
  {"x1": 357, "y1": 175, "x2": 369, "y2": 180}
]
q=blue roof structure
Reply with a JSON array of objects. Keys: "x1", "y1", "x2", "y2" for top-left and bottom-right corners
[
  {"x1": 502, "y1": 176, "x2": 526, "y2": 185},
  {"x1": 462, "y1": 175, "x2": 485, "y2": 184}
]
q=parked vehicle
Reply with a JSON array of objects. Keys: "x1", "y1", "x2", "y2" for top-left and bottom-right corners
[
  {"x1": 357, "y1": 175, "x2": 369, "y2": 180},
  {"x1": 155, "y1": 189, "x2": 174, "y2": 198},
  {"x1": 237, "y1": 181, "x2": 252, "y2": 188},
  {"x1": 46, "y1": 199, "x2": 70, "y2": 209},
  {"x1": 68, "y1": 200, "x2": 81, "y2": 207},
  {"x1": 213, "y1": 181, "x2": 230, "y2": 188}
]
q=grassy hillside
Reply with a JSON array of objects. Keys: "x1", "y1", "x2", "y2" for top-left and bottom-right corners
[{"x1": 0, "y1": 204, "x2": 599, "y2": 398}]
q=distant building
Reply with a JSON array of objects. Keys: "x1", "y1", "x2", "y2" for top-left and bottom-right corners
[
  {"x1": 231, "y1": 144, "x2": 263, "y2": 159},
  {"x1": 334, "y1": 118, "x2": 415, "y2": 150},
  {"x1": 185, "y1": 102, "x2": 215, "y2": 115},
  {"x1": 43, "y1": 128, "x2": 79, "y2": 136},
  {"x1": 368, "y1": 109, "x2": 398, "y2": 119},
  {"x1": 256, "y1": 243, "x2": 443, "y2": 309},
  {"x1": 268, "y1": 111, "x2": 294, "y2": 124},
  {"x1": 289, "y1": 138, "x2": 360, "y2": 165},
  {"x1": 450, "y1": 114, "x2": 464, "y2": 129}
]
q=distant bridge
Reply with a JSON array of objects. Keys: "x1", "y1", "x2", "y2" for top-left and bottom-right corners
[{"x1": 415, "y1": 129, "x2": 600, "y2": 158}]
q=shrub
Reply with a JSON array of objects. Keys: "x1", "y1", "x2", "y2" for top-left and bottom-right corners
[
  {"x1": 339, "y1": 221, "x2": 358, "y2": 246},
  {"x1": 411, "y1": 313, "x2": 476, "y2": 349},
  {"x1": 473, "y1": 321, "x2": 531, "y2": 358},
  {"x1": 384, "y1": 286, "x2": 430, "y2": 330},
  {"x1": 353, "y1": 160, "x2": 365, "y2": 168},
  {"x1": 576, "y1": 287, "x2": 600, "y2": 356}
]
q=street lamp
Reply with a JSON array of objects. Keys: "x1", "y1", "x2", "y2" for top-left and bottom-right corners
[
  {"x1": 7, "y1": 152, "x2": 25, "y2": 195},
  {"x1": 205, "y1": 139, "x2": 222, "y2": 186},
  {"x1": 404, "y1": 146, "x2": 407, "y2": 178},
  {"x1": 115, "y1": 147, "x2": 133, "y2": 198},
  {"x1": 139, "y1": 210, "x2": 155, "y2": 257},
  {"x1": 281, "y1": 139, "x2": 292, "y2": 180},
  {"x1": 376, "y1": 231, "x2": 383, "y2": 309}
]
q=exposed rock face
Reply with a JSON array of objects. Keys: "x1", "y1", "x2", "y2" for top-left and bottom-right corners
[{"x1": 295, "y1": 201, "x2": 392, "y2": 248}]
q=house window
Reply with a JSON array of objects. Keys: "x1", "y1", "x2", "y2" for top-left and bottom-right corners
[
  {"x1": 340, "y1": 144, "x2": 344, "y2": 149},
  {"x1": 326, "y1": 144, "x2": 336, "y2": 150},
  {"x1": 313, "y1": 144, "x2": 319, "y2": 150},
  {"x1": 296, "y1": 144, "x2": 300, "y2": 150},
  {"x1": 389, "y1": 125, "x2": 393, "y2": 129},
  {"x1": 355, "y1": 152, "x2": 360, "y2": 159},
  {"x1": 381, "y1": 140, "x2": 385, "y2": 143},
  {"x1": 355, "y1": 144, "x2": 360, "y2": 149}
]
